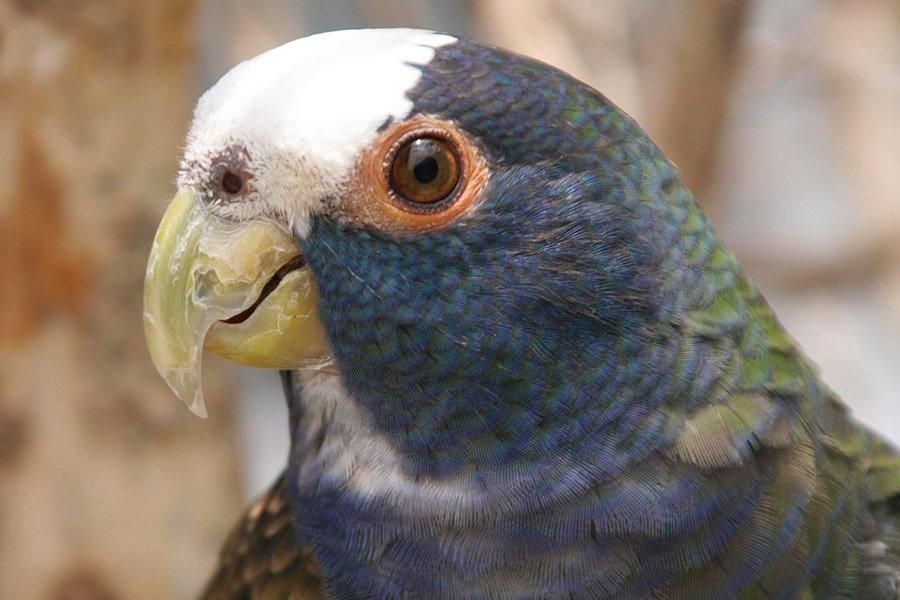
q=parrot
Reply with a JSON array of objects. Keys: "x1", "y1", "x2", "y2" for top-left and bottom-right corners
[{"x1": 142, "y1": 29, "x2": 900, "y2": 599}]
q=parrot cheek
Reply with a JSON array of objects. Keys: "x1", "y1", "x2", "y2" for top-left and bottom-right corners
[{"x1": 143, "y1": 188, "x2": 331, "y2": 417}]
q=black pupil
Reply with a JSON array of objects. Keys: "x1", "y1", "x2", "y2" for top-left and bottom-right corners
[
  {"x1": 408, "y1": 140, "x2": 441, "y2": 184},
  {"x1": 222, "y1": 171, "x2": 243, "y2": 194}
]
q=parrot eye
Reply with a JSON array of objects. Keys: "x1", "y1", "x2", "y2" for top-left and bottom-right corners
[
  {"x1": 347, "y1": 115, "x2": 488, "y2": 231},
  {"x1": 389, "y1": 137, "x2": 460, "y2": 205}
]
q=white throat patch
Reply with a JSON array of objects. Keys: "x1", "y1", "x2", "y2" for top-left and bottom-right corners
[
  {"x1": 181, "y1": 29, "x2": 455, "y2": 235},
  {"x1": 291, "y1": 371, "x2": 482, "y2": 515}
]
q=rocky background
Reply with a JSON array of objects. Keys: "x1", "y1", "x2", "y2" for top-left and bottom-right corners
[{"x1": 1, "y1": 0, "x2": 898, "y2": 597}]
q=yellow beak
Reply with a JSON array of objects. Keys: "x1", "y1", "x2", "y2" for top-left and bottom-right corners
[{"x1": 143, "y1": 189, "x2": 330, "y2": 417}]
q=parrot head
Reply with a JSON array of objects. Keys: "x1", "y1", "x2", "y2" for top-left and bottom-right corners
[{"x1": 145, "y1": 28, "x2": 706, "y2": 478}]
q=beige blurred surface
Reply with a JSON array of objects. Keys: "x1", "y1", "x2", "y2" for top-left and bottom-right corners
[
  {"x1": 1, "y1": 0, "x2": 898, "y2": 597},
  {"x1": 0, "y1": 2, "x2": 243, "y2": 598}
]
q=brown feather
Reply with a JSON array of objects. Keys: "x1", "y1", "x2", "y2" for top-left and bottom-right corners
[{"x1": 199, "y1": 473, "x2": 323, "y2": 600}]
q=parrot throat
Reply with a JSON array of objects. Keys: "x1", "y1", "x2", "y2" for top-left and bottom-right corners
[
  {"x1": 284, "y1": 232, "x2": 687, "y2": 597},
  {"x1": 284, "y1": 359, "x2": 680, "y2": 598}
]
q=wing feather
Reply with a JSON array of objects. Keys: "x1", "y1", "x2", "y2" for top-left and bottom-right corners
[{"x1": 199, "y1": 473, "x2": 323, "y2": 600}]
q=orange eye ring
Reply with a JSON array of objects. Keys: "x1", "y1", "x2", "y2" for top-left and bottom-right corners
[{"x1": 343, "y1": 115, "x2": 489, "y2": 232}]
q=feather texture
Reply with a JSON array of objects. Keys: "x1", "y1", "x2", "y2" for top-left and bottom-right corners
[
  {"x1": 200, "y1": 474, "x2": 322, "y2": 599},
  {"x1": 187, "y1": 30, "x2": 900, "y2": 599}
]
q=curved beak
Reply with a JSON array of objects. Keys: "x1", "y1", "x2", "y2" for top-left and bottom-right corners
[{"x1": 143, "y1": 189, "x2": 330, "y2": 417}]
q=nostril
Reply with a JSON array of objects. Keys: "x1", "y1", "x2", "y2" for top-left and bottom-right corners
[{"x1": 222, "y1": 170, "x2": 243, "y2": 194}]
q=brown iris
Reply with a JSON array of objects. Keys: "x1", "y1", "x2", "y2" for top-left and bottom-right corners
[{"x1": 389, "y1": 136, "x2": 460, "y2": 205}]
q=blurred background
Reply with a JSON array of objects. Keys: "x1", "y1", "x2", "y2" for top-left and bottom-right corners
[{"x1": 1, "y1": 0, "x2": 899, "y2": 597}]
